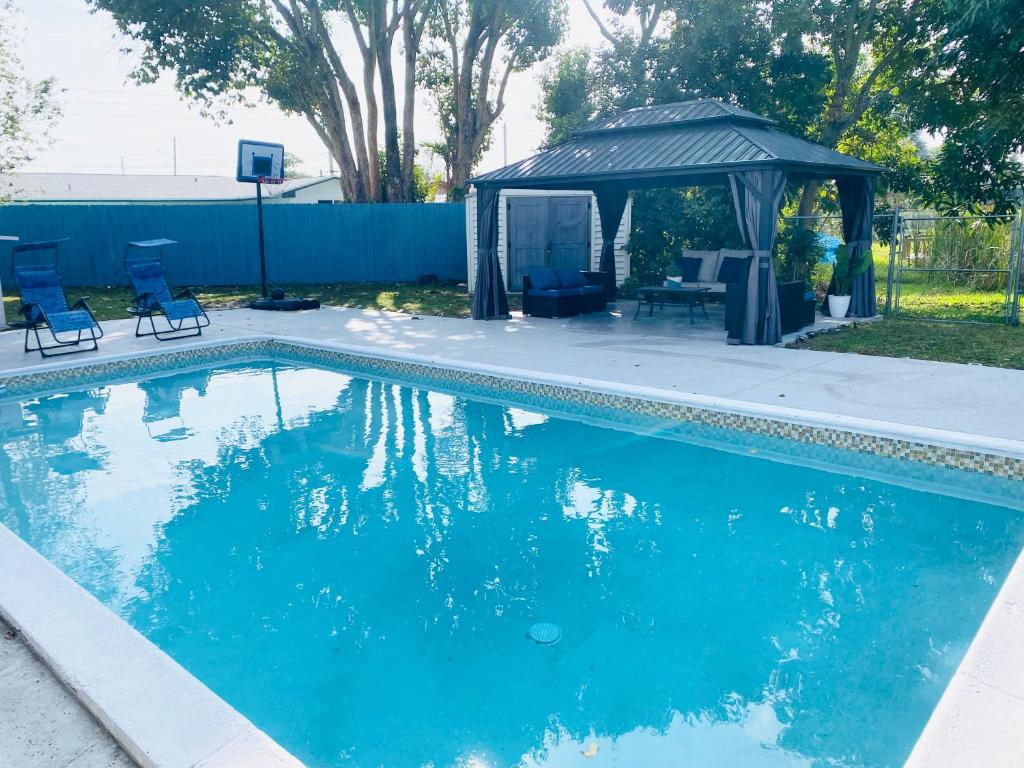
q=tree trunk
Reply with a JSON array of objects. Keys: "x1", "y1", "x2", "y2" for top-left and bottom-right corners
[
  {"x1": 377, "y1": 28, "x2": 403, "y2": 202},
  {"x1": 399, "y1": 6, "x2": 423, "y2": 200}
]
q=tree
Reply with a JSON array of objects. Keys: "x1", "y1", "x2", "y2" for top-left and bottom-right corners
[
  {"x1": 538, "y1": 0, "x2": 932, "y2": 212},
  {"x1": 282, "y1": 151, "x2": 306, "y2": 178},
  {"x1": 906, "y1": 0, "x2": 1024, "y2": 214},
  {"x1": 537, "y1": 48, "x2": 594, "y2": 147},
  {"x1": 91, "y1": 0, "x2": 431, "y2": 203},
  {"x1": 0, "y1": 0, "x2": 61, "y2": 200},
  {"x1": 419, "y1": 0, "x2": 566, "y2": 198},
  {"x1": 792, "y1": 0, "x2": 929, "y2": 216}
]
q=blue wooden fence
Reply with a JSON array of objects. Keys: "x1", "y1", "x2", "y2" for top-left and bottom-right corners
[{"x1": 0, "y1": 202, "x2": 467, "y2": 287}]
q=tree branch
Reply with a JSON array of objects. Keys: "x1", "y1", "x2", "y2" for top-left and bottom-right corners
[{"x1": 581, "y1": 0, "x2": 620, "y2": 47}]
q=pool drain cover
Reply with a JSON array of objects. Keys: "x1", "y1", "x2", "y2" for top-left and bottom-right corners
[{"x1": 528, "y1": 622, "x2": 561, "y2": 645}]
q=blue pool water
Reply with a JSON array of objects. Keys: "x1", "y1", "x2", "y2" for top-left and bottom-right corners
[{"x1": 1, "y1": 361, "x2": 1022, "y2": 768}]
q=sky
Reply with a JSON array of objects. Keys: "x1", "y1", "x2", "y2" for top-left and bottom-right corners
[{"x1": 15, "y1": 0, "x2": 612, "y2": 180}]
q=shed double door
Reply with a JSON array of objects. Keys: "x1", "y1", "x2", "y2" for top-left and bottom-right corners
[{"x1": 507, "y1": 196, "x2": 591, "y2": 291}]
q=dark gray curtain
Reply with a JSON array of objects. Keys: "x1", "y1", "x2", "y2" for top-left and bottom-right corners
[
  {"x1": 471, "y1": 186, "x2": 509, "y2": 320},
  {"x1": 837, "y1": 175, "x2": 877, "y2": 317},
  {"x1": 728, "y1": 169, "x2": 788, "y2": 344},
  {"x1": 594, "y1": 185, "x2": 629, "y2": 300}
]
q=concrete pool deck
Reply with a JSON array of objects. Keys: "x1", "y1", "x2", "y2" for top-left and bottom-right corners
[
  {"x1": 0, "y1": 303, "x2": 1021, "y2": 449},
  {"x1": 0, "y1": 302, "x2": 1022, "y2": 767},
  {"x1": 0, "y1": 618, "x2": 135, "y2": 768}
]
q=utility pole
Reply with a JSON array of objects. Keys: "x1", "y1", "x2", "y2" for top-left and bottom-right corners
[{"x1": 172, "y1": 137, "x2": 177, "y2": 175}]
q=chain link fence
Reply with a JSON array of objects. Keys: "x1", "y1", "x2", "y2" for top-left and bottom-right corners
[{"x1": 782, "y1": 209, "x2": 1023, "y2": 325}]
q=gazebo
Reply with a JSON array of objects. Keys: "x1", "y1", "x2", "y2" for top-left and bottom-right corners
[{"x1": 469, "y1": 100, "x2": 882, "y2": 345}]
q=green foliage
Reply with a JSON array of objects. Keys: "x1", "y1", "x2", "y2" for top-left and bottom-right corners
[
  {"x1": 625, "y1": 187, "x2": 743, "y2": 285},
  {"x1": 832, "y1": 243, "x2": 871, "y2": 295},
  {"x1": 774, "y1": 221, "x2": 825, "y2": 286},
  {"x1": 378, "y1": 150, "x2": 439, "y2": 203},
  {"x1": 907, "y1": 0, "x2": 1024, "y2": 214},
  {"x1": 419, "y1": 0, "x2": 566, "y2": 193},
  {"x1": 0, "y1": 0, "x2": 61, "y2": 198},
  {"x1": 899, "y1": 217, "x2": 1013, "y2": 291},
  {"x1": 537, "y1": 48, "x2": 594, "y2": 146},
  {"x1": 535, "y1": 0, "x2": 1024, "y2": 214}
]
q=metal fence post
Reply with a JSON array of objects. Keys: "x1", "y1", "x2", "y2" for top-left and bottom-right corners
[
  {"x1": 1010, "y1": 207, "x2": 1023, "y2": 326},
  {"x1": 884, "y1": 206, "x2": 898, "y2": 318}
]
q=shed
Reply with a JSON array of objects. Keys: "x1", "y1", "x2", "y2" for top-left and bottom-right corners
[{"x1": 464, "y1": 188, "x2": 632, "y2": 294}]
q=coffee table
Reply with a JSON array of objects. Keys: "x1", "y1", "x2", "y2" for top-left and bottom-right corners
[{"x1": 634, "y1": 286, "x2": 712, "y2": 324}]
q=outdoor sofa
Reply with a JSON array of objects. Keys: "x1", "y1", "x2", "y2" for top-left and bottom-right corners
[
  {"x1": 667, "y1": 249, "x2": 816, "y2": 336},
  {"x1": 522, "y1": 267, "x2": 608, "y2": 318}
]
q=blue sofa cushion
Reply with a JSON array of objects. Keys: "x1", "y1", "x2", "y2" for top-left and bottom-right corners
[
  {"x1": 526, "y1": 288, "x2": 572, "y2": 298},
  {"x1": 527, "y1": 267, "x2": 560, "y2": 291},
  {"x1": 555, "y1": 267, "x2": 587, "y2": 288},
  {"x1": 717, "y1": 256, "x2": 750, "y2": 284},
  {"x1": 678, "y1": 257, "x2": 702, "y2": 282}
]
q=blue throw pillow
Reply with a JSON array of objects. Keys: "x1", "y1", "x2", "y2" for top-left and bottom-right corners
[
  {"x1": 527, "y1": 267, "x2": 560, "y2": 291},
  {"x1": 555, "y1": 267, "x2": 587, "y2": 289},
  {"x1": 678, "y1": 257, "x2": 702, "y2": 282},
  {"x1": 716, "y1": 256, "x2": 749, "y2": 284}
]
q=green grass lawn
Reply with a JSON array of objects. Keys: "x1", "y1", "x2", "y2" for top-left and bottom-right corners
[
  {"x1": 868, "y1": 247, "x2": 1012, "y2": 323},
  {"x1": 2, "y1": 282, "x2": 499, "y2": 323},
  {"x1": 792, "y1": 318, "x2": 1024, "y2": 369}
]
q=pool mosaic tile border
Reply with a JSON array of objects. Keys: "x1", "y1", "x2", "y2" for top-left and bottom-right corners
[{"x1": 0, "y1": 338, "x2": 1021, "y2": 482}]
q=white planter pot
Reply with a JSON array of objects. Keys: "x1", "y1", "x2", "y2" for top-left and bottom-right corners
[{"x1": 828, "y1": 294, "x2": 851, "y2": 319}]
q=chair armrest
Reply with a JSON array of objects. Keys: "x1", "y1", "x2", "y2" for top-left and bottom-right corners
[
  {"x1": 18, "y1": 301, "x2": 41, "y2": 319},
  {"x1": 582, "y1": 271, "x2": 604, "y2": 286},
  {"x1": 521, "y1": 275, "x2": 534, "y2": 294},
  {"x1": 174, "y1": 288, "x2": 197, "y2": 300},
  {"x1": 71, "y1": 296, "x2": 91, "y2": 309}
]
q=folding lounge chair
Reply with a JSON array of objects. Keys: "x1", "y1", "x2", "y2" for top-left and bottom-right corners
[
  {"x1": 10, "y1": 240, "x2": 103, "y2": 358},
  {"x1": 124, "y1": 239, "x2": 210, "y2": 340}
]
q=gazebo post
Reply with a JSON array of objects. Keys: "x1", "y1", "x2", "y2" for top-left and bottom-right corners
[
  {"x1": 836, "y1": 175, "x2": 878, "y2": 317},
  {"x1": 471, "y1": 185, "x2": 510, "y2": 320},
  {"x1": 728, "y1": 169, "x2": 788, "y2": 345},
  {"x1": 593, "y1": 185, "x2": 630, "y2": 302}
]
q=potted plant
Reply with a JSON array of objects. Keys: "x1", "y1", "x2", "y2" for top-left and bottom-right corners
[{"x1": 828, "y1": 243, "x2": 870, "y2": 318}]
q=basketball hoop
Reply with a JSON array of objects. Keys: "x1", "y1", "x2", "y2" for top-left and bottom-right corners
[{"x1": 258, "y1": 176, "x2": 285, "y2": 185}]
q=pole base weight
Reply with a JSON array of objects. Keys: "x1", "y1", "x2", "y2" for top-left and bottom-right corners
[{"x1": 248, "y1": 297, "x2": 321, "y2": 312}]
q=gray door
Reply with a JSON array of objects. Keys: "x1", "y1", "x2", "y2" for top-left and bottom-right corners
[
  {"x1": 548, "y1": 196, "x2": 591, "y2": 273},
  {"x1": 507, "y1": 197, "x2": 549, "y2": 291},
  {"x1": 507, "y1": 196, "x2": 591, "y2": 290}
]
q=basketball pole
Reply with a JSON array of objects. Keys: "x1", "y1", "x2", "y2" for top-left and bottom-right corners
[{"x1": 256, "y1": 180, "x2": 268, "y2": 298}]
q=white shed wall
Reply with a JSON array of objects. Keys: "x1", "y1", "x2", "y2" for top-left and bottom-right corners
[{"x1": 465, "y1": 188, "x2": 632, "y2": 294}]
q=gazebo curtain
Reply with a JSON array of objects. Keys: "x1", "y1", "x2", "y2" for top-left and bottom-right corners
[
  {"x1": 594, "y1": 185, "x2": 630, "y2": 300},
  {"x1": 471, "y1": 186, "x2": 509, "y2": 320},
  {"x1": 837, "y1": 175, "x2": 877, "y2": 317},
  {"x1": 728, "y1": 169, "x2": 788, "y2": 345}
]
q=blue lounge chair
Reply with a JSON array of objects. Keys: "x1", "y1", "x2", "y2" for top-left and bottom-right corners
[
  {"x1": 10, "y1": 240, "x2": 103, "y2": 358},
  {"x1": 124, "y1": 239, "x2": 210, "y2": 340}
]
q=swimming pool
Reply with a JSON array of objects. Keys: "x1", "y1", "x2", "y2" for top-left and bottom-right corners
[{"x1": 1, "y1": 359, "x2": 1021, "y2": 768}]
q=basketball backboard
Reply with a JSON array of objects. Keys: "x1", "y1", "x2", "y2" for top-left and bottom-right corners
[{"x1": 236, "y1": 140, "x2": 285, "y2": 183}]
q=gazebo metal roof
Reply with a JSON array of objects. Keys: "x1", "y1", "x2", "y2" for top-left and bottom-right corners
[{"x1": 471, "y1": 99, "x2": 882, "y2": 189}]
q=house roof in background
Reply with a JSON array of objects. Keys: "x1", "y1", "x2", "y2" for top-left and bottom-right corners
[
  {"x1": 0, "y1": 173, "x2": 341, "y2": 202},
  {"x1": 471, "y1": 99, "x2": 882, "y2": 189}
]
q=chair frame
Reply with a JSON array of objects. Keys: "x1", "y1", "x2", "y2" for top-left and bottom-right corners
[
  {"x1": 10, "y1": 241, "x2": 104, "y2": 358},
  {"x1": 124, "y1": 240, "x2": 211, "y2": 341}
]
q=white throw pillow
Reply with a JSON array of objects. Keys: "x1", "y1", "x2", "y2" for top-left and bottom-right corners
[{"x1": 681, "y1": 249, "x2": 720, "y2": 283}]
